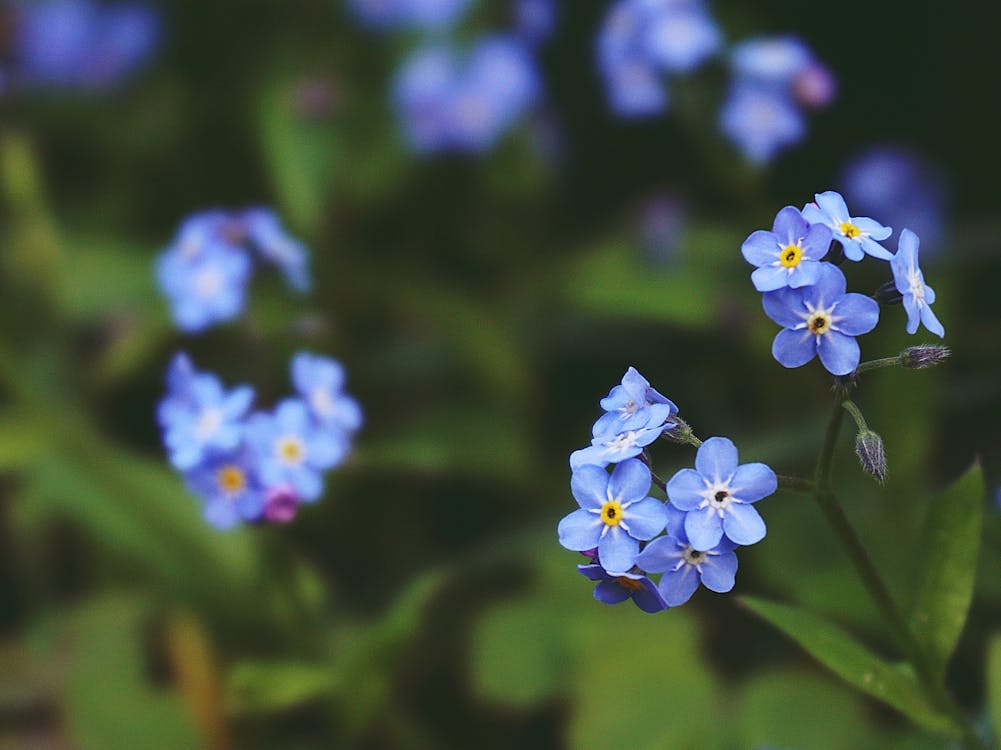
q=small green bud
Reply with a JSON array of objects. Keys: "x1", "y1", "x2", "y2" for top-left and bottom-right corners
[
  {"x1": 855, "y1": 429, "x2": 887, "y2": 484},
  {"x1": 662, "y1": 416, "x2": 697, "y2": 446},
  {"x1": 900, "y1": 344, "x2": 951, "y2": 369}
]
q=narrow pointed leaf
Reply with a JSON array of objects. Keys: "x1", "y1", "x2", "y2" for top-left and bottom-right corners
[
  {"x1": 742, "y1": 596, "x2": 956, "y2": 735},
  {"x1": 911, "y1": 464, "x2": 984, "y2": 672}
]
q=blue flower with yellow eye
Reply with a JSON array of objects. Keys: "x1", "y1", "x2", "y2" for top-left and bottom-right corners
[
  {"x1": 558, "y1": 458, "x2": 668, "y2": 573},
  {"x1": 577, "y1": 564, "x2": 667, "y2": 613},
  {"x1": 763, "y1": 263, "x2": 880, "y2": 375},
  {"x1": 890, "y1": 229, "x2": 945, "y2": 338},
  {"x1": 742, "y1": 206, "x2": 833, "y2": 291},
  {"x1": 186, "y1": 450, "x2": 265, "y2": 530},
  {"x1": 802, "y1": 191, "x2": 893, "y2": 261}
]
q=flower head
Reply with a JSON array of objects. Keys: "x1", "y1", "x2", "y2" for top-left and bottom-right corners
[
  {"x1": 730, "y1": 35, "x2": 835, "y2": 109},
  {"x1": 719, "y1": 84, "x2": 805, "y2": 164},
  {"x1": 577, "y1": 564, "x2": 668, "y2": 613},
  {"x1": 157, "y1": 242, "x2": 252, "y2": 333},
  {"x1": 801, "y1": 191, "x2": 893, "y2": 261},
  {"x1": 666, "y1": 437, "x2": 775, "y2": 551},
  {"x1": 570, "y1": 423, "x2": 664, "y2": 471},
  {"x1": 347, "y1": 0, "x2": 475, "y2": 31},
  {"x1": 889, "y1": 229, "x2": 944, "y2": 337},
  {"x1": 243, "y1": 209, "x2": 311, "y2": 292},
  {"x1": 558, "y1": 459, "x2": 668, "y2": 573},
  {"x1": 291, "y1": 352, "x2": 363, "y2": 433},
  {"x1": 741, "y1": 206, "x2": 833, "y2": 291},
  {"x1": 593, "y1": 366, "x2": 677, "y2": 437},
  {"x1": 763, "y1": 264, "x2": 880, "y2": 375},
  {"x1": 186, "y1": 450, "x2": 265, "y2": 529}
]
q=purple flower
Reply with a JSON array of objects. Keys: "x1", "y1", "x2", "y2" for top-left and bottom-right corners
[
  {"x1": 577, "y1": 564, "x2": 668, "y2": 613},
  {"x1": 890, "y1": 229, "x2": 945, "y2": 337},
  {"x1": 801, "y1": 191, "x2": 893, "y2": 261},
  {"x1": 558, "y1": 459, "x2": 668, "y2": 573},
  {"x1": 666, "y1": 437, "x2": 775, "y2": 550},
  {"x1": 763, "y1": 264, "x2": 880, "y2": 375},
  {"x1": 741, "y1": 206, "x2": 833, "y2": 291},
  {"x1": 593, "y1": 366, "x2": 677, "y2": 437}
]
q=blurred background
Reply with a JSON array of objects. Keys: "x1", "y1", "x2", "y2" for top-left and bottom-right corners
[{"x1": 1, "y1": 1, "x2": 1000, "y2": 748}]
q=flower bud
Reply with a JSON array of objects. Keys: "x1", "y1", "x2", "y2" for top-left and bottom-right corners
[
  {"x1": 263, "y1": 486, "x2": 301, "y2": 524},
  {"x1": 855, "y1": 429, "x2": 887, "y2": 484},
  {"x1": 900, "y1": 344, "x2": 951, "y2": 369},
  {"x1": 661, "y1": 416, "x2": 696, "y2": 446},
  {"x1": 873, "y1": 280, "x2": 903, "y2": 305}
]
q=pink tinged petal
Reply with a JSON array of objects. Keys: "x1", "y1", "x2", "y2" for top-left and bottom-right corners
[
  {"x1": 722, "y1": 502, "x2": 766, "y2": 545},
  {"x1": 815, "y1": 190, "x2": 850, "y2": 222},
  {"x1": 666, "y1": 468, "x2": 707, "y2": 511},
  {"x1": 657, "y1": 565, "x2": 701, "y2": 605},
  {"x1": 772, "y1": 328, "x2": 817, "y2": 368},
  {"x1": 831, "y1": 293, "x2": 880, "y2": 336},
  {"x1": 730, "y1": 462, "x2": 777, "y2": 502},
  {"x1": 598, "y1": 527, "x2": 639, "y2": 573},
  {"x1": 751, "y1": 265, "x2": 791, "y2": 292},
  {"x1": 699, "y1": 551, "x2": 738, "y2": 592},
  {"x1": 817, "y1": 330, "x2": 861, "y2": 376},
  {"x1": 571, "y1": 465, "x2": 610, "y2": 509},
  {"x1": 635, "y1": 536, "x2": 681, "y2": 574},
  {"x1": 621, "y1": 496, "x2": 668, "y2": 540},
  {"x1": 685, "y1": 507, "x2": 724, "y2": 551},
  {"x1": 609, "y1": 458, "x2": 652, "y2": 503},
  {"x1": 742, "y1": 230, "x2": 780, "y2": 266},
  {"x1": 695, "y1": 436, "x2": 738, "y2": 481},
  {"x1": 594, "y1": 579, "x2": 632, "y2": 605},
  {"x1": 557, "y1": 508, "x2": 603, "y2": 551}
]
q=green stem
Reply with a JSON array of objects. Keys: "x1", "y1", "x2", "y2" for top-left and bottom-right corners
[
  {"x1": 812, "y1": 400, "x2": 988, "y2": 750},
  {"x1": 776, "y1": 474, "x2": 814, "y2": 493},
  {"x1": 856, "y1": 356, "x2": 903, "y2": 373}
]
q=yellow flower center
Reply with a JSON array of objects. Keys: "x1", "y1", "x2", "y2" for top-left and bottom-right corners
[
  {"x1": 601, "y1": 500, "x2": 624, "y2": 527},
  {"x1": 839, "y1": 221, "x2": 861, "y2": 239},
  {"x1": 277, "y1": 436, "x2": 305, "y2": 465},
  {"x1": 808, "y1": 312, "x2": 831, "y2": 336},
  {"x1": 615, "y1": 576, "x2": 644, "y2": 591},
  {"x1": 217, "y1": 465, "x2": 246, "y2": 495},
  {"x1": 779, "y1": 244, "x2": 803, "y2": 268}
]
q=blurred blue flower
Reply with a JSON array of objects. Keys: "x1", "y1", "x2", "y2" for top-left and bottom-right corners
[
  {"x1": 577, "y1": 564, "x2": 668, "y2": 613},
  {"x1": 731, "y1": 35, "x2": 836, "y2": 109},
  {"x1": 291, "y1": 352, "x2": 364, "y2": 433},
  {"x1": 763, "y1": 263, "x2": 880, "y2": 375},
  {"x1": 514, "y1": 0, "x2": 556, "y2": 45},
  {"x1": 636, "y1": 505, "x2": 738, "y2": 604},
  {"x1": 890, "y1": 229, "x2": 945, "y2": 338},
  {"x1": 246, "y1": 399, "x2": 348, "y2": 502},
  {"x1": 802, "y1": 191, "x2": 893, "y2": 261},
  {"x1": 719, "y1": 83, "x2": 805, "y2": 164},
  {"x1": 12, "y1": 0, "x2": 159, "y2": 91},
  {"x1": 558, "y1": 459, "x2": 668, "y2": 573},
  {"x1": 392, "y1": 37, "x2": 540, "y2": 153},
  {"x1": 347, "y1": 0, "x2": 475, "y2": 31},
  {"x1": 839, "y1": 146, "x2": 946, "y2": 252},
  {"x1": 741, "y1": 206, "x2": 832, "y2": 291},
  {"x1": 186, "y1": 450, "x2": 266, "y2": 530},
  {"x1": 593, "y1": 366, "x2": 677, "y2": 437},
  {"x1": 243, "y1": 208, "x2": 311, "y2": 292},
  {"x1": 666, "y1": 436, "x2": 775, "y2": 550}
]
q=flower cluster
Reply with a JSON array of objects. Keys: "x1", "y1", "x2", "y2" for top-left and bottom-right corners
[
  {"x1": 156, "y1": 208, "x2": 310, "y2": 333},
  {"x1": 157, "y1": 352, "x2": 362, "y2": 529},
  {"x1": 558, "y1": 368, "x2": 776, "y2": 612},
  {"x1": 5, "y1": 0, "x2": 159, "y2": 92},
  {"x1": 743, "y1": 191, "x2": 945, "y2": 376}
]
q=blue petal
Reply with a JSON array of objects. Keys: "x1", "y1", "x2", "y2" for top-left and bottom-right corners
[
  {"x1": 307, "y1": 432, "x2": 348, "y2": 470},
  {"x1": 762, "y1": 287, "x2": 807, "y2": 328},
  {"x1": 569, "y1": 445, "x2": 610, "y2": 471},
  {"x1": 859, "y1": 235, "x2": 893, "y2": 260},
  {"x1": 772, "y1": 205, "x2": 809, "y2": 242},
  {"x1": 806, "y1": 263, "x2": 847, "y2": 307},
  {"x1": 622, "y1": 496, "x2": 668, "y2": 540},
  {"x1": 902, "y1": 296, "x2": 921, "y2": 334},
  {"x1": 598, "y1": 526, "x2": 639, "y2": 573},
  {"x1": 920, "y1": 303, "x2": 945, "y2": 337},
  {"x1": 817, "y1": 330, "x2": 861, "y2": 376},
  {"x1": 832, "y1": 293, "x2": 880, "y2": 336},
  {"x1": 632, "y1": 580, "x2": 669, "y2": 613},
  {"x1": 815, "y1": 191, "x2": 849, "y2": 222},
  {"x1": 594, "y1": 579, "x2": 631, "y2": 605},
  {"x1": 751, "y1": 265, "x2": 790, "y2": 292},
  {"x1": 294, "y1": 468, "x2": 324, "y2": 502},
  {"x1": 741, "y1": 230, "x2": 779, "y2": 266},
  {"x1": 635, "y1": 536, "x2": 681, "y2": 574},
  {"x1": 786, "y1": 260, "x2": 821, "y2": 289},
  {"x1": 657, "y1": 565, "x2": 701, "y2": 605},
  {"x1": 695, "y1": 436, "x2": 738, "y2": 482},
  {"x1": 685, "y1": 507, "x2": 724, "y2": 551},
  {"x1": 722, "y1": 503, "x2": 766, "y2": 545},
  {"x1": 577, "y1": 563, "x2": 607, "y2": 581},
  {"x1": 663, "y1": 504, "x2": 688, "y2": 539},
  {"x1": 571, "y1": 465, "x2": 609, "y2": 509},
  {"x1": 699, "y1": 551, "x2": 738, "y2": 593},
  {"x1": 598, "y1": 384, "x2": 629, "y2": 413},
  {"x1": 772, "y1": 328, "x2": 817, "y2": 368},
  {"x1": 854, "y1": 217, "x2": 892, "y2": 241},
  {"x1": 730, "y1": 462, "x2": 777, "y2": 503},
  {"x1": 204, "y1": 499, "x2": 240, "y2": 530},
  {"x1": 620, "y1": 366, "x2": 650, "y2": 402},
  {"x1": 608, "y1": 458, "x2": 651, "y2": 504},
  {"x1": 801, "y1": 223, "x2": 833, "y2": 259},
  {"x1": 838, "y1": 237, "x2": 865, "y2": 261},
  {"x1": 666, "y1": 468, "x2": 706, "y2": 510},
  {"x1": 558, "y1": 509, "x2": 602, "y2": 551}
]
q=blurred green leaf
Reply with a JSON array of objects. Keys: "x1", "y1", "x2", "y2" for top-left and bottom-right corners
[
  {"x1": 742, "y1": 596, "x2": 955, "y2": 735},
  {"x1": 988, "y1": 634, "x2": 1001, "y2": 742},
  {"x1": 228, "y1": 661, "x2": 335, "y2": 716},
  {"x1": 0, "y1": 409, "x2": 46, "y2": 471},
  {"x1": 56, "y1": 236, "x2": 158, "y2": 319},
  {"x1": 911, "y1": 464, "x2": 984, "y2": 673}
]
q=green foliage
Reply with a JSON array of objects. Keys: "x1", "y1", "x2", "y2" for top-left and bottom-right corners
[{"x1": 988, "y1": 634, "x2": 1001, "y2": 743}]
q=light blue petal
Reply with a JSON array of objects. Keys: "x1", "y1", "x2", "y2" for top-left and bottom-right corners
[
  {"x1": 666, "y1": 468, "x2": 706, "y2": 511},
  {"x1": 569, "y1": 445, "x2": 610, "y2": 471},
  {"x1": 772, "y1": 205, "x2": 809, "y2": 243},
  {"x1": 808, "y1": 263, "x2": 847, "y2": 306},
  {"x1": 860, "y1": 235, "x2": 894, "y2": 260},
  {"x1": 751, "y1": 265, "x2": 790, "y2": 292},
  {"x1": 838, "y1": 237, "x2": 865, "y2": 261},
  {"x1": 558, "y1": 508, "x2": 602, "y2": 550},
  {"x1": 685, "y1": 507, "x2": 724, "y2": 551},
  {"x1": 800, "y1": 203, "x2": 828, "y2": 227},
  {"x1": 762, "y1": 287, "x2": 807, "y2": 328},
  {"x1": 772, "y1": 328, "x2": 817, "y2": 368},
  {"x1": 741, "y1": 230, "x2": 779, "y2": 266},
  {"x1": 817, "y1": 330, "x2": 861, "y2": 376},
  {"x1": 730, "y1": 462, "x2": 777, "y2": 503},
  {"x1": 204, "y1": 499, "x2": 240, "y2": 530},
  {"x1": 815, "y1": 191, "x2": 849, "y2": 222},
  {"x1": 657, "y1": 565, "x2": 700, "y2": 605},
  {"x1": 635, "y1": 536, "x2": 680, "y2": 574},
  {"x1": 571, "y1": 465, "x2": 610, "y2": 509},
  {"x1": 695, "y1": 436, "x2": 738, "y2": 481},
  {"x1": 902, "y1": 296, "x2": 921, "y2": 334},
  {"x1": 609, "y1": 458, "x2": 652, "y2": 503},
  {"x1": 722, "y1": 502, "x2": 766, "y2": 545},
  {"x1": 294, "y1": 469, "x2": 324, "y2": 502},
  {"x1": 663, "y1": 503, "x2": 688, "y2": 539},
  {"x1": 622, "y1": 496, "x2": 668, "y2": 540},
  {"x1": 699, "y1": 551, "x2": 738, "y2": 592},
  {"x1": 801, "y1": 223, "x2": 833, "y2": 259},
  {"x1": 307, "y1": 432, "x2": 348, "y2": 469},
  {"x1": 598, "y1": 527, "x2": 639, "y2": 573},
  {"x1": 787, "y1": 260, "x2": 821, "y2": 289},
  {"x1": 832, "y1": 293, "x2": 880, "y2": 336},
  {"x1": 920, "y1": 304, "x2": 945, "y2": 337},
  {"x1": 854, "y1": 217, "x2": 892, "y2": 240}
]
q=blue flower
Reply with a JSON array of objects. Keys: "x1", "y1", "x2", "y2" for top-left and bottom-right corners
[
  {"x1": 246, "y1": 399, "x2": 348, "y2": 502},
  {"x1": 570, "y1": 423, "x2": 664, "y2": 471},
  {"x1": 243, "y1": 209, "x2": 311, "y2": 292},
  {"x1": 741, "y1": 206, "x2": 833, "y2": 291},
  {"x1": 577, "y1": 564, "x2": 668, "y2": 613},
  {"x1": 719, "y1": 83, "x2": 805, "y2": 164},
  {"x1": 291, "y1": 352, "x2": 364, "y2": 433},
  {"x1": 801, "y1": 191, "x2": 893, "y2": 261},
  {"x1": 558, "y1": 459, "x2": 668, "y2": 573},
  {"x1": 593, "y1": 366, "x2": 677, "y2": 437},
  {"x1": 641, "y1": 0, "x2": 722, "y2": 75},
  {"x1": 156, "y1": 242, "x2": 252, "y2": 333},
  {"x1": 185, "y1": 450, "x2": 266, "y2": 530},
  {"x1": 636, "y1": 505, "x2": 738, "y2": 605},
  {"x1": 763, "y1": 263, "x2": 880, "y2": 375},
  {"x1": 158, "y1": 365, "x2": 255, "y2": 472},
  {"x1": 514, "y1": 0, "x2": 556, "y2": 46},
  {"x1": 890, "y1": 229, "x2": 945, "y2": 337},
  {"x1": 347, "y1": 0, "x2": 475, "y2": 31},
  {"x1": 730, "y1": 35, "x2": 835, "y2": 109},
  {"x1": 666, "y1": 437, "x2": 775, "y2": 550}
]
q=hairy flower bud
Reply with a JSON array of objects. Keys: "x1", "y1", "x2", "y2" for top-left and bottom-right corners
[
  {"x1": 900, "y1": 344, "x2": 951, "y2": 369},
  {"x1": 855, "y1": 429, "x2": 887, "y2": 484}
]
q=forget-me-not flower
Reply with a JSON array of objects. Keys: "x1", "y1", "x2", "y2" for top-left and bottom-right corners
[
  {"x1": 666, "y1": 437, "x2": 775, "y2": 551},
  {"x1": 186, "y1": 450, "x2": 266, "y2": 530},
  {"x1": 763, "y1": 263, "x2": 880, "y2": 375},
  {"x1": 157, "y1": 243, "x2": 252, "y2": 333},
  {"x1": 291, "y1": 352, "x2": 364, "y2": 433},
  {"x1": 243, "y1": 209, "x2": 311, "y2": 292},
  {"x1": 890, "y1": 229, "x2": 945, "y2": 337},
  {"x1": 577, "y1": 564, "x2": 668, "y2": 613},
  {"x1": 731, "y1": 36, "x2": 836, "y2": 110},
  {"x1": 593, "y1": 366, "x2": 677, "y2": 437},
  {"x1": 558, "y1": 459, "x2": 668, "y2": 573},
  {"x1": 347, "y1": 0, "x2": 475, "y2": 31},
  {"x1": 741, "y1": 206, "x2": 833, "y2": 291},
  {"x1": 719, "y1": 83, "x2": 805, "y2": 164},
  {"x1": 802, "y1": 191, "x2": 893, "y2": 261},
  {"x1": 570, "y1": 423, "x2": 665, "y2": 471},
  {"x1": 636, "y1": 505, "x2": 737, "y2": 605}
]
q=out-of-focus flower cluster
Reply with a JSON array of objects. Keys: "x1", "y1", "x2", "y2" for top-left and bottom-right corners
[
  {"x1": 558, "y1": 368, "x2": 776, "y2": 612},
  {"x1": 156, "y1": 208, "x2": 309, "y2": 333},
  {"x1": 157, "y1": 352, "x2": 362, "y2": 529},
  {"x1": 742, "y1": 190, "x2": 944, "y2": 376},
  {"x1": 2, "y1": 0, "x2": 159, "y2": 93}
]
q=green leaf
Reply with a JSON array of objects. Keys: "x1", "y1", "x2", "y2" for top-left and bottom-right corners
[
  {"x1": 987, "y1": 634, "x2": 1001, "y2": 741},
  {"x1": 0, "y1": 409, "x2": 46, "y2": 471},
  {"x1": 228, "y1": 661, "x2": 335, "y2": 716},
  {"x1": 742, "y1": 596, "x2": 955, "y2": 735},
  {"x1": 911, "y1": 464, "x2": 984, "y2": 672}
]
